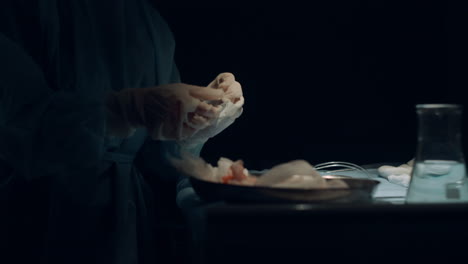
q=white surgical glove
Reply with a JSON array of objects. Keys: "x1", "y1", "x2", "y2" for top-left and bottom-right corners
[
  {"x1": 106, "y1": 83, "x2": 225, "y2": 140},
  {"x1": 184, "y1": 72, "x2": 244, "y2": 144}
]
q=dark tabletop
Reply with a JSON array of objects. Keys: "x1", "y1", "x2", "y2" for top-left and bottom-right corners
[{"x1": 181, "y1": 168, "x2": 468, "y2": 264}]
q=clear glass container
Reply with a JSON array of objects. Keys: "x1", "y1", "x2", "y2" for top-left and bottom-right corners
[{"x1": 406, "y1": 104, "x2": 468, "y2": 203}]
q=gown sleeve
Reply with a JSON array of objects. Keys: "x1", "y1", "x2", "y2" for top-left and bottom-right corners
[{"x1": 0, "y1": 32, "x2": 107, "y2": 204}]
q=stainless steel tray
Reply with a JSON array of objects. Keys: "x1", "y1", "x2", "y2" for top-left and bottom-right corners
[{"x1": 189, "y1": 175, "x2": 380, "y2": 204}]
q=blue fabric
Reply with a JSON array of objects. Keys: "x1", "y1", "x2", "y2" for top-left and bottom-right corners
[{"x1": 0, "y1": 1, "x2": 190, "y2": 263}]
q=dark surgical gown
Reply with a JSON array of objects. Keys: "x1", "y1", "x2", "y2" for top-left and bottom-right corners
[{"x1": 0, "y1": 0, "x2": 197, "y2": 263}]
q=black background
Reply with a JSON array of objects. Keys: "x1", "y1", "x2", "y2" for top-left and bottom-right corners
[{"x1": 152, "y1": 1, "x2": 468, "y2": 170}]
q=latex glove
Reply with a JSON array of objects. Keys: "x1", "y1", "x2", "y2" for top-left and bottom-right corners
[
  {"x1": 207, "y1": 72, "x2": 243, "y2": 104},
  {"x1": 106, "y1": 83, "x2": 224, "y2": 140},
  {"x1": 184, "y1": 72, "x2": 244, "y2": 144}
]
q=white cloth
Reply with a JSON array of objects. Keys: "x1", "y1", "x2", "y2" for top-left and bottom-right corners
[
  {"x1": 377, "y1": 159, "x2": 414, "y2": 187},
  {"x1": 172, "y1": 156, "x2": 348, "y2": 189}
]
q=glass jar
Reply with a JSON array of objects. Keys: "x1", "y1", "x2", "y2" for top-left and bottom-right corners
[{"x1": 406, "y1": 104, "x2": 468, "y2": 203}]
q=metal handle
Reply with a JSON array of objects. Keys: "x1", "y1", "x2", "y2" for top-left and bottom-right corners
[{"x1": 314, "y1": 161, "x2": 371, "y2": 178}]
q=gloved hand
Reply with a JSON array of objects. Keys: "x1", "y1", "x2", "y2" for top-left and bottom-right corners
[
  {"x1": 207, "y1": 72, "x2": 243, "y2": 104},
  {"x1": 106, "y1": 83, "x2": 225, "y2": 140},
  {"x1": 184, "y1": 72, "x2": 244, "y2": 144}
]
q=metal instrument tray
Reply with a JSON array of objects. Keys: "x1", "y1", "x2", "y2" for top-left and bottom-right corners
[{"x1": 190, "y1": 175, "x2": 380, "y2": 204}]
